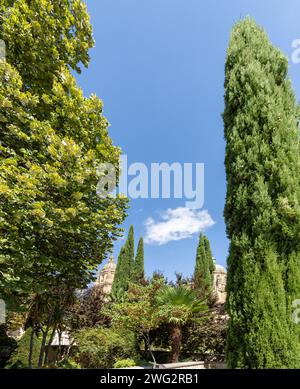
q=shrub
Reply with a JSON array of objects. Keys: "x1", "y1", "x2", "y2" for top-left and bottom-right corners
[
  {"x1": 6, "y1": 329, "x2": 41, "y2": 369},
  {"x1": 181, "y1": 306, "x2": 227, "y2": 362},
  {"x1": 0, "y1": 325, "x2": 17, "y2": 368},
  {"x1": 74, "y1": 327, "x2": 137, "y2": 369},
  {"x1": 56, "y1": 358, "x2": 81, "y2": 369},
  {"x1": 113, "y1": 358, "x2": 137, "y2": 368}
]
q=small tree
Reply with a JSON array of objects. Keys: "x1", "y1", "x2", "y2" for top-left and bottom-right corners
[
  {"x1": 108, "y1": 279, "x2": 166, "y2": 366},
  {"x1": 181, "y1": 305, "x2": 227, "y2": 362},
  {"x1": 67, "y1": 285, "x2": 108, "y2": 330},
  {"x1": 157, "y1": 286, "x2": 208, "y2": 363},
  {"x1": 0, "y1": 324, "x2": 17, "y2": 368}
]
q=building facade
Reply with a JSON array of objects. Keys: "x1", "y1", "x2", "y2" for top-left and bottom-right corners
[{"x1": 212, "y1": 263, "x2": 227, "y2": 304}]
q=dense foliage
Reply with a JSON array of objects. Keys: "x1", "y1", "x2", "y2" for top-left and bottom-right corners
[
  {"x1": 6, "y1": 329, "x2": 41, "y2": 369},
  {"x1": 113, "y1": 358, "x2": 137, "y2": 368},
  {"x1": 68, "y1": 285, "x2": 109, "y2": 330},
  {"x1": 0, "y1": 324, "x2": 17, "y2": 368},
  {"x1": 182, "y1": 305, "x2": 227, "y2": 362},
  {"x1": 109, "y1": 276, "x2": 209, "y2": 364},
  {"x1": 73, "y1": 327, "x2": 137, "y2": 369}
]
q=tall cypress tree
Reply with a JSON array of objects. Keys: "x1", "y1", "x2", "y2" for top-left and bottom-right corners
[
  {"x1": 112, "y1": 225, "x2": 135, "y2": 294},
  {"x1": 203, "y1": 236, "x2": 215, "y2": 284},
  {"x1": 112, "y1": 246, "x2": 127, "y2": 295},
  {"x1": 126, "y1": 225, "x2": 135, "y2": 274},
  {"x1": 133, "y1": 237, "x2": 145, "y2": 283},
  {"x1": 224, "y1": 18, "x2": 300, "y2": 368},
  {"x1": 194, "y1": 234, "x2": 213, "y2": 293}
]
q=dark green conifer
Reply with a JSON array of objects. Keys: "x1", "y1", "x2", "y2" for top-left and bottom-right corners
[
  {"x1": 133, "y1": 237, "x2": 145, "y2": 283},
  {"x1": 112, "y1": 225, "x2": 135, "y2": 294},
  {"x1": 194, "y1": 234, "x2": 213, "y2": 293},
  {"x1": 224, "y1": 18, "x2": 300, "y2": 368}
]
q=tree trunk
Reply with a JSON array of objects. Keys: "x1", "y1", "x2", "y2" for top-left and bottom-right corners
[
  {"x1": 58, "y1": 328, "x2": 63, "y2": 360},
  {"x1": 44, "y1": 326, "x2": 56, "y2": 365},
  {"x1": 170, "y1": 325, "x2": 182, "y2": 363},
  {"x1": 28, "y1": 295, "x2": 39, "y2": 369},
  {"x1": 38, "y1": 321, "x2": 50, "y2": 368},
  {"x1": 143, "y1": 333, "x2": 157, "y2": 367},
  {"x1": 28, "y1": 327, "x2": 35, "y2": 369}
]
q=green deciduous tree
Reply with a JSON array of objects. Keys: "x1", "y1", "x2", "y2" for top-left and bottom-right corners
[
  {"x1": 0, "y1": 0, "x2": 127, "y2": 302},
  {"x1": 0, "y1": 0, "x2": 94, "y2": 93},
  {"x1": 224, "y1": 18, "x2": 300, "y2": 368},
  {"x1": 0, "y1": 0, "x2": 127, "y2": 367},
  {"x1": 0, "y1": 324, "x2": 17, "y2": 368}
]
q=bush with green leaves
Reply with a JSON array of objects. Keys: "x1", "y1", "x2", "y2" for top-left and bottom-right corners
[
  {"x1": 113, "y1": 359, "x2": 137, "y2": 368},
  {"x1": 0, "y1": 325, "x2": 17, "y2": 368},
  {"x1": 56, "y1": 358, "x2": 81, "y2": 370},
  {"x1": 6, "y1": 329, "x2": 41, "y2": 369},
  {"x1": 181, "y1": 306, "x2": 227, "y2": 362},
  {"x1": 74, "y1": 327, "x2": 137, "y2": 369}
]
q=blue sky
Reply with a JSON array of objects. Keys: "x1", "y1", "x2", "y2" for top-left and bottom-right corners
[{"x1": 77, "y1": 0, "x2": 300, "y2": 280}]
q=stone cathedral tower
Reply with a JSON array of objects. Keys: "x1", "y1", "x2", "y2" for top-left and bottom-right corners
[
  {"x1": 95, "y1": 255, "x2": 116, "y2": 295},
  {"x1": 212, "y1": 263, "x2": 227, "y2": 304}
]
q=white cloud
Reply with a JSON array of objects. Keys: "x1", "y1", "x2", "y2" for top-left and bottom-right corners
[
  {"x1": 144, "y1": 207, "x2": 215, "y2": 245},
  {"x1": 134, "y1": 208, "x2": 143, "y2": 214}
]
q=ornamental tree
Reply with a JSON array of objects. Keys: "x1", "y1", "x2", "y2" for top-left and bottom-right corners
[
  {"x1": 157, "y1": 285, "x2": 208, "y2": 363},
  {"x1": 108, "y1": 278, "x2": 166, "y2": 366}
]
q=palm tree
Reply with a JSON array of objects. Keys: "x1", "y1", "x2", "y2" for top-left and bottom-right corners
[{"x1": 157, "y1": 286, "x2": 207, "y2": 363}]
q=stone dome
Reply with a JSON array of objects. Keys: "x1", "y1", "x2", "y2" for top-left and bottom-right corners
[
  {"x1": 214, "y1": 264, "x2": 226, "y2": 274},
  {"x1": 95, "y1": 255, "x2": 116, "y2": 295}
]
